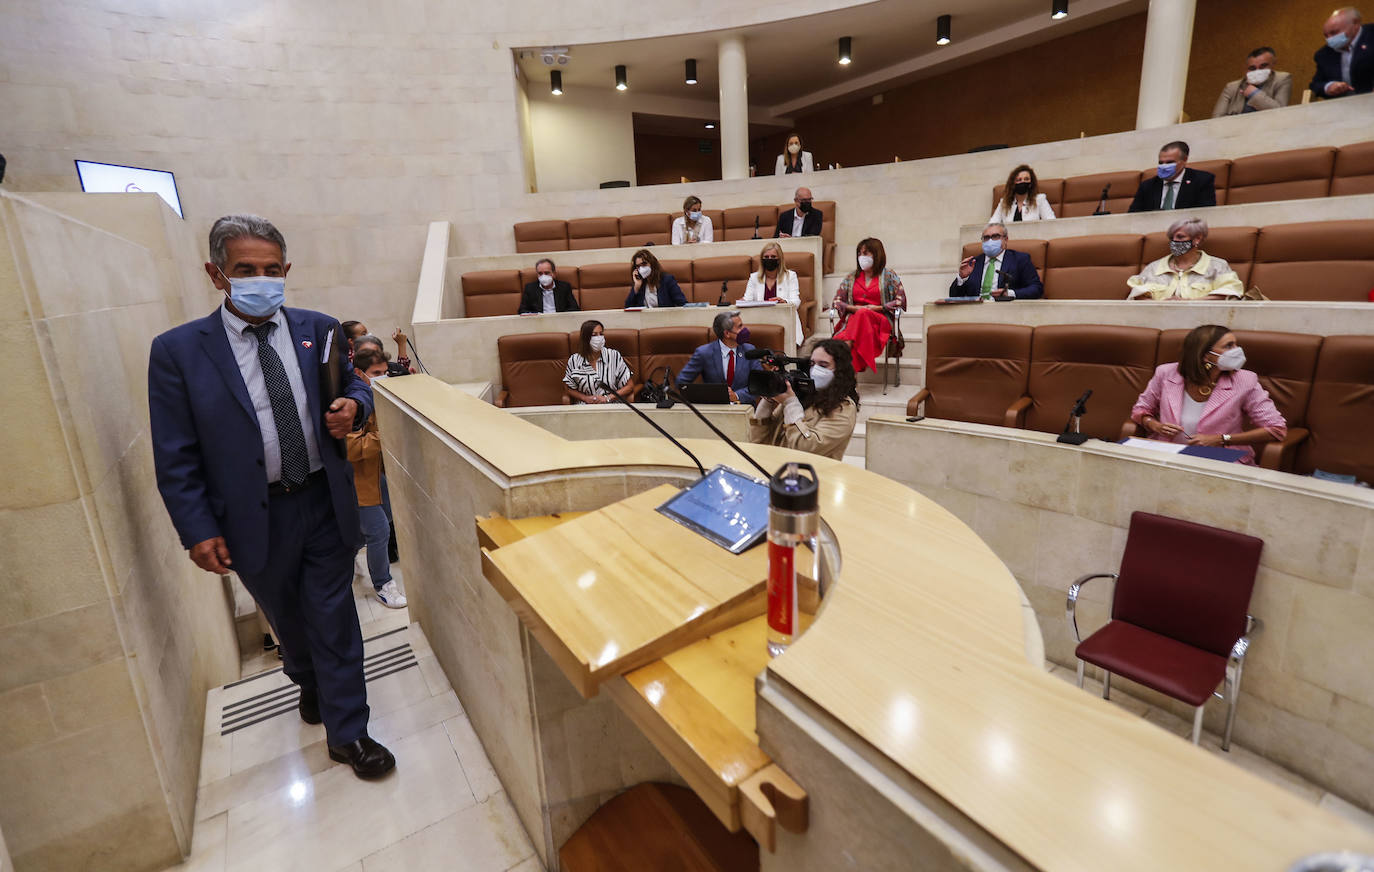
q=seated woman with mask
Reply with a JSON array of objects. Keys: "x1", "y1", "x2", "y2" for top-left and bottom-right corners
[
  {"x1": 749, "y1": 339, "x2": 860, "y2": 460},
  {"x1": 671, "y1": 195, "x2": 714, "y2": 245},
  {"x1": 563, "y1": 320, "x2": 633, "y2": 404},
  {"x1": 624, "y1": 249, "x2": 687, "y2": 308},
  {"x1": 1130, "y1": 323, "x2": 1285, "y2": 464},
  {"x1": 1127, "y1": 217, "x2": 1244, "y2": 301},
  {"x1": 989, "y1": 164, "x2": 1056, "y2": 223},
  {"x1": 742, "y1": 241, "x2": 804, "y2": 337},
  {"x1": 830, "y1": 237, "x2": 906, "y2": 373}
]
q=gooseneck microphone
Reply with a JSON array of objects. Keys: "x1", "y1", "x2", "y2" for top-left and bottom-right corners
[
  {"x1": 1092, "y1": 183, "x2": 1112, "y2": 216},
  {"x1": 666, "y1": 383, "x2": 772, "y2": 480},
  {"x1": 600, "y1": 381, "x2": 705, "y2": 477},
  {"x1": 1056, "y1": 388, "x2": 1093, "y2": 445},
  {"x1": 752, "y1": 215, "x2": 761, "y2": 240}
]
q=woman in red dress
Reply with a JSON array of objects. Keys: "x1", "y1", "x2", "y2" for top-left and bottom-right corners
[{"x1": 830, "y1": 238, "x2": 907, "y2": 372}]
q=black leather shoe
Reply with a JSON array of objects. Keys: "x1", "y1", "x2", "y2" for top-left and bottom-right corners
[
  {"x1": 298, "y1": 688, "x2": 322, "y2": 725},
  {"x1": 328, "y1": 736, "x2": 396, "y2": 779}
]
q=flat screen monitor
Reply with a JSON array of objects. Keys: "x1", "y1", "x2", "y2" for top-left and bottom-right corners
[
  {"x1": 74, "y1": 160, "x2": 184, "y2": 218},
  {"x1": 656, "y1": 465, "x2": 769, "y2": 554}
]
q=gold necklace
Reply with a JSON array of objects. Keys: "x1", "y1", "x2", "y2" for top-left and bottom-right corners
[{"x1": 1196, "y1": 384, "x2": 1212, "y2": 397}]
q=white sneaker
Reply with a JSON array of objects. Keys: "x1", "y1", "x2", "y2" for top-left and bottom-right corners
[{"x1": 376, "y1": 581, "x2": 407, "y2": 609}]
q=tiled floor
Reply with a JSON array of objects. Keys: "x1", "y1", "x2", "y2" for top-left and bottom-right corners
[{"x1": 163, "y1": 565, "x2": 542, "y2": 872}]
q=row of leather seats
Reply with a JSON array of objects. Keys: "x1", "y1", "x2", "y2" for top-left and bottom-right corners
[
  {"x1": 959, "y1": 219, "x2": 1374, "y2": 301},
  {"x1": 495, "y1": 324, "x2": 787, "y2": 408},
  {"x1": 513, "y1": 201, "x2": 838, "y2": 272},
  {"x1": 909, "y1": 323, "x2": 1374, "y2": 481},
  {"x1": 991, "y1": 141, "x2": 1374, "y2": 216},
  {"x1": 462, "y1": 251, "x2": 818, "y2": 330}
]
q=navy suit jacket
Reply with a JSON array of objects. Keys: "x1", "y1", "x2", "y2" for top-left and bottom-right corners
[
  {"x1": 1128, "y1": 168, "x2": 1217, "y2": 213},
  {"x1": 148, "y1": 306, "x2": 372, "y2": 577},
  {"x1": 625, "y1": 273, "x2": 688, "y2": 308},
  {"x1": 773, "y1": 208, "x2": 823, "y2": 239},
  {"x1": 676, "y1": 340, "x2": 761, "y2": 405},
  {"x1": 1312, "y1": 24, "x2": 1374, "y2": 97},
  {"x1": 518, "y1": 279, "x2": 579, "y2": 314},
  {"x1": 950, "y1": 249, "x2": 1044, "y2": 299}
]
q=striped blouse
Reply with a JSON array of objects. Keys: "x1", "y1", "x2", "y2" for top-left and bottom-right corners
[{"x1": 563, "y1": 349, "x2": 632, "y2": 401}]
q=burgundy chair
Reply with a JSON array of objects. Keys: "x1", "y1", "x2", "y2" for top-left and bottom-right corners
[{"x1": 1067, "y1": 511, "x2": 1263, "y2": 750}]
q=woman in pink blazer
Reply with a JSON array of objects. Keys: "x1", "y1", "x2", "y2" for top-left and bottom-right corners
[{"x1": 1131, "y1": 324, "x2": 1286, "y2": 465}]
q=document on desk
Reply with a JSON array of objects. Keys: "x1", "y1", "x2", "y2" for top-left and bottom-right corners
[
  {"x1": 1120, "y1": 437, "x2": 1186, "y2": 454},
  {"x1": 736, "y1": 300, "x2": 779, "y2": 308}
]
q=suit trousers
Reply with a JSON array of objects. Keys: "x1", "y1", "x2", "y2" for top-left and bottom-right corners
[{"x1": 237, "y1": 482, "x2": 369, "y2": 746}]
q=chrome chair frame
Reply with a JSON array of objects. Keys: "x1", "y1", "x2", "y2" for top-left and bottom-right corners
[
  {"x1": 825, "y1": 305, "x2": 903, "y2": 394},
  {"x1": 1066, "y1": 572, "x2": 1261, "y2": 752}
]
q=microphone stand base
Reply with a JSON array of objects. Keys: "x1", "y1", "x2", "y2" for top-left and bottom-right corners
[{"x1": 1056, "y1": 432, "x2": 1092, "y2": 445}]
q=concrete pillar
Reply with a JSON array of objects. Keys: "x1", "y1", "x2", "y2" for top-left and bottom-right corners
[
  {"x1": 1135, "y1": 0, "x2": 1197, "y2": 129},
  {"x1": 718, "y1": 35, "x2": 749, "y2": 180}
]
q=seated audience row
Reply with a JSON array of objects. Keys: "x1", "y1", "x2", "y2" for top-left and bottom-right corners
[{"x1": 668, "y1": 188, "x2": 824, "y2": 245}]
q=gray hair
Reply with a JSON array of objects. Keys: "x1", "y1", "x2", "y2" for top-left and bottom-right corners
[
  {"x1": 712, "y1": 310, "x2": 740, "y2": 339},
  {"x1": 1167, "y1": 216, "x2": 1209, "y2": 241},
  {"x1": 353, "y1": 333, "x2": 385, "y2": 352},
  {"x1": 985, "y1": 222, "x2": 1009, "y2": 237},
  {"x1": 208, "y1": 214, "x2": 287, "y2": 267}
]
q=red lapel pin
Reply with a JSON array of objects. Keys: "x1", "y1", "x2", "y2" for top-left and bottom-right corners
[{"x1": 302, "y1": 339, "x2": 313, "y2": 349}]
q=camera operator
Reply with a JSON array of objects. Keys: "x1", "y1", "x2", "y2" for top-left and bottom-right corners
[{"x1": 748, "y1": 339, "x2": 860, "y2": 459}]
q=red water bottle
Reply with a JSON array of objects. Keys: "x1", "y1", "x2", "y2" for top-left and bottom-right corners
[{"x1": 767, "y1": 462, "x2": 818, "y2": 657}]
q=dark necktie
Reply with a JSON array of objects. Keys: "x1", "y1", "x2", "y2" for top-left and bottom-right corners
[
  {"x1": 249, "y1": 323, "x2": 310, "y2": 488},
  {"x1": 726, "y1": 349, "x2": 735, "y2": 385}
]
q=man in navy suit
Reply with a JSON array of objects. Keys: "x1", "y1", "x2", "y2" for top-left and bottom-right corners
[
  {"x1": 950, "y1": 223, "x2": 1044, "y2": 299},
  {"x1": 1312, "y1": 7, "x2": 1374, "y2": 98},
  {"x1": 676, "y1": 310, "x2": 763, "y2": 404},
  {"x1": 148, "y1": 214, "x2": 395, "y2": 779},
  {"x1": 1129, "y1": 141, "x2": 1217, "y2": 213}
]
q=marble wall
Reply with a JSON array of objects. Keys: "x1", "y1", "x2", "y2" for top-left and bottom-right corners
[
  {"x1": 866, "y1": 418, "x2": 1374, "y2": 813},
  {"x1": 0, "y1": 191, "x2": 240, "y2": 871}
]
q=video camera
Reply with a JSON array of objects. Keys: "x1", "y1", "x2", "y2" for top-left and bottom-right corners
[{"x1": 745, "y1": 348, "x2": 814, "y2": 399}]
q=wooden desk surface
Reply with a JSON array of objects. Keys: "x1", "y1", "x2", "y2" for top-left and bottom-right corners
[{"x1": 380, "y1": 375, "x2": 1374, "y2": 871}]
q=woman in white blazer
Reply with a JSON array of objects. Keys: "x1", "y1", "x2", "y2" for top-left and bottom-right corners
[
  {"x1": 989, "y1": 164, "x2": 1056, "y2": 223},
  {"x1": 775, "y1": 133, "x2": 812, "y2": 175},
  {"x1": 671, "y1": 194, "x2": 713, "y2": 245},
  {"x1": 743, "y1": 241, "x2": 805, "y2": 337}
]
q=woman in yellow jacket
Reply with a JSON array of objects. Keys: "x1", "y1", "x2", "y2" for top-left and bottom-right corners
[{"x1": 348, "y1": 349, "x2": 406, "y2": 609}]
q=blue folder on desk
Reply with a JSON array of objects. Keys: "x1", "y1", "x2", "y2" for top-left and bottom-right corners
[{"x1": 1117, "y1": 438, "x2": 1248, "y2": 463}]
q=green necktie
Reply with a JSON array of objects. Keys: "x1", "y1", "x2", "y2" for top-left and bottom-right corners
[
  {"x1": 1162, "y1": 181, "x2": 1177, "y2": 210},
  {"x1": 980, "y1": 258, "x2": 996, "y2": 297}
]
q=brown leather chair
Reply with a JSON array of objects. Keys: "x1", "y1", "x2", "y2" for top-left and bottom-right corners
[
  {"x1": 786, "y1": 250, "x2": 817, "y2": 336},
  {"x1": 566, "y1": 328, "x2": 641, "y2": 393},
  {"x1": 1226, "y1": 147, "x2": 1336, "y2": 205},
  {"x1": 566, "y1": 217, "x2": 619, "y2": 251},
  {"x1": 990, "y1": 178, "x2": 1065, "y2": 216},
  {"x1": 960, "y1": 239, "x2": 1048, "y2": 272},
  {"x1": 577, "y1": 263, "x2": 632, "y2": 311},
  {"x1": 1068, "y1": 511, "x2": 1263, "y2": 750},
  {"x1": 1249, "y1": 219, "x2": 1374, "y2": 302},
  {"x1": 1141, "y1": 226, "x2": 1258, "y2": 288},
  {"x1": 1236, "y1": 330, "x2": 1322, "y2": 471},
  {"x1": 742, "y1": 323, "x2": 784, "y2": 356},
  {"x1": 519, "y1": 265, "x2": 581, "y2": 305},
  {"x1": 619, "y1": 214, "x2": 672, "y2": 247},
  {"x1": 722, "y1": 206, "x2": 778, "y2": 242},
  {"x1": 1024, "y1": 324, "x2": 1159, "y2": 439},
  {"x1": 639, "y1": 326, "x2": 712, "y2": 386},
  {"x1": 1295, "y1": 335, "x2": 1374, "y2": 483},
  {"x1": 1042, "y1": 234, "x2": 1144, "y2": 299},
  {"x1": 462, "y1": 270, "x2": 524, "y2": 318},
  {"x1": 496, "y1": 333, "x2": 571, "y2": 407},
  {"x1": 690, "y1": 255, "x2": 754, "y2": 304},
  {"x1": 656, "y1": 259, "x2": 695, "y2": 303},
  {"x1": 908, "y1": 324, "x2": 1033, "y2": 426},
  {"x1": 513, "y1": 220, "x2": 569, "y2": 253},
  {"x1": 701, "y1": 209, "x2": 725, "y2": 241},
  {"x1": 1331, "y1": 140, "x2": 1374, "y2": 196},
  {"x1": 1060, "y1": 171, "x2": 1142, "y2": 217}
]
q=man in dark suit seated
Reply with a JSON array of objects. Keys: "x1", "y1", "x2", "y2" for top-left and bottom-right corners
[
  {"x1": 1128, "y1": 141, "x2": 1217, "y2": 213},
  {"x1": 518, "y1": 258, "x2": 580, "y2": 314},
  {"x1": 148, "y1": 214, "x2": 395, "y2": 780},
  {"x1": 775, "y1": 186, "x2": 823, "y2": 239},
  {"x1": 1312, "y1": 7, "x2": 1373, "y2": 98},
  {"x1": 676, "y1": 310, "x2": 763, "y2": 405},
  {"x1": 950, "y1": 223, "x2": 1043, "y2": 300}
]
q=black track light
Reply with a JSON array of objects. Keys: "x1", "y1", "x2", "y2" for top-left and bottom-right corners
[
  {"x1": 1052, "y1": 0, "x2": 1069, "y2": 19},
  {"x1": 615, "y1": 64, "x2": 627, "y2": 91},
  {"x1": 550, "y1": 70, "x2": 562, "y2": 95},
  {"x1": 838, "y1": 36, "x2": 852, "y2": 66},
  {"x1": 936, "y1": 15, "x2": 951, "y2": 45},
  {"x1": 685, "y1": 58, "x2": 698, "y2": 85}
]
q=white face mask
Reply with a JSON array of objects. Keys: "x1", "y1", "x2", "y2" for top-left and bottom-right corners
[
  {"x1": 637, "y1": 264, "x2": 652, "y2": 279},
  {"x1": 538, "y1": 273, "x2": 554, "y2": 288},
  {"x1": 1215, "y1": 347, "x2": 1246, "y2": 371},
  {"x1": 688, "y1": 210, "x2": 702, "y2": 221},
  {"x1": 589, "y1": 335, "x2": 606, "y2": 352},
  {"x1": 810, "y1": 363, "x2": 834, "y2": 390},
  {"x1": 1245, "y1": 68, "x2": 1272, "y2": 85},
  {"x1": 857, "y1": 254, "x2": 874, "y2": 271},
  {"x1": 788, "y1": 143, "x2": 801, "y2": 155}
]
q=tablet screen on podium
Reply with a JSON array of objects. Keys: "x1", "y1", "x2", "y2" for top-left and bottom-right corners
[{"x1": 656, "y1": 465, "x2": 769, "y2": 554}]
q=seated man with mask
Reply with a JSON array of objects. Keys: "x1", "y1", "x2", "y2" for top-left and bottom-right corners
[
  {"x1": 1212, "y1": 46, "x2": 1292, "y2": 116},
  {"x1": 676, "y1": 310, "x2": 761, "y2": 405},
  {"x1": 774, "y1": 186, "x2": 823, "y2": 238},
  {"x1": 1129, "y1": 141, "x2": 1217, "y2": 213},
  {"x1": 949, "y1": 223, "x2": 1043, "y2": 300},
  {"x1": 518, "y1": 258, "x2": 580, "y2": 314}
]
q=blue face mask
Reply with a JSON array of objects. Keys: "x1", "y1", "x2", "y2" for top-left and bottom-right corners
[
  {"x1": 982, "y1": 238, "x2": 1003, "y2": 258},
  {"x1": 1327, "y1": 31, "x2": 1351, "y2": 51},
  {"x1": 221, "y1": 272, "x2": 286, "y2": 318},
  {"x1": 1157, "y1": 162, "x2": 1178, "y2": 180}
]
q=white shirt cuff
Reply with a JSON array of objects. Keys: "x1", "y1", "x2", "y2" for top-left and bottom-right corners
[{"x1": 955, "y1": 275, "x2": 967, "y2": 285}]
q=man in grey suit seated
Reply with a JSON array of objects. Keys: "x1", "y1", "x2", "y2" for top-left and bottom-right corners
[{"x1": 1212, "y1": 47, "x2": 1293, "y2": 116}]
